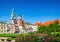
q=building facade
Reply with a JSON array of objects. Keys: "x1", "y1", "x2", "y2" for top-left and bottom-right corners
[{"x1": 0, "y1": 9, "x2": 38, "y2": 34}]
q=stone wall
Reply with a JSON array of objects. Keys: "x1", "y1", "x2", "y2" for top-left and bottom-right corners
[{"x1": 0, "y1": 37, "x2": 15, "y2": 42}]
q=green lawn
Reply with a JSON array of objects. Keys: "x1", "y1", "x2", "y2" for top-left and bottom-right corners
[
  {"x1": 0, "y1": 33, "x2": 18, "y2": 40},
  {"x1": 0, "y1": 33, "x2": 18, "y2": 37}
]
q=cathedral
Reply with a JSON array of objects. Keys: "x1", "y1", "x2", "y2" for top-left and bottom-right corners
[{"x1": 0, "y1": 9, "x2": 37, "y2": 34}]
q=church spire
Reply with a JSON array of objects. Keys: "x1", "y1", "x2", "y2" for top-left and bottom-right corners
[
  {"x1": 11, "y1": 8, "x2": 16, "y2": 19},
  {"x1": 10, "y1": 9, "x2": 17, "y2": 24}
]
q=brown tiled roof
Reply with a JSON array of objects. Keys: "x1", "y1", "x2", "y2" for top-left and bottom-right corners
[
  {"x1": 34, "y1": 20, "x2": 60, "y2": 26},
  {"x1": 43, "y1": 20, "x2": 54, "y2": 26},
  {"x1": 34, "y1": 22, "x2": 44, "y2": 26},
  {"x1": 58, "y1": 20, "x2": 60, "y2": 24}
]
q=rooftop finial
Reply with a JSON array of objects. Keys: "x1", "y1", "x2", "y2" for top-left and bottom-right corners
[
  {"x1": 18, "y1": 13, "x2": 22, "y2": 17},
  {"x1": 18, "y1": 13, "x2": 22, "y2": 20},
  {"x1": 12, "y1": 8, "x2": 14, "y2": 13}
]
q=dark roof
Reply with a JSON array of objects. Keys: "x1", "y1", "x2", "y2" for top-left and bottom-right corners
[{"x1": 0, "y1": 21, "x2": 7, "y2": 24}]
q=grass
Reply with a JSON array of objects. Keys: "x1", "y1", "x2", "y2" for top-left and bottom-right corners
[
  {"x1": 0, "y1": 33, "x2": 18, "y2": 40},
  {"x1": 0, "y1": 33, "x2": 18, "y2": 37}
]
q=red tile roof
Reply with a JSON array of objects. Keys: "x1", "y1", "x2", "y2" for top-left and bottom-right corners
[
  {"x1": 34, "y1": 20, "x2": 60, "y2": 26},
  {"x1": 34, "y1": 22, "x2": 44, "y2": 26},
  {"x1": 43, "y1": 20, "x2": 54, "y2": 26}
]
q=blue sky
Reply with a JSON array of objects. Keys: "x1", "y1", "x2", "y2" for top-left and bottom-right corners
[{"x1": 0, "y1": 0, "x2": 60, "y2": 24}]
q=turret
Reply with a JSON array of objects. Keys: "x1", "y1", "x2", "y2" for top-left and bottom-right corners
[
  {"x1": 17, "y1": 14, "x2": 23, "y2": 26},
  {"x1": 18, "y1": 14, "x2": 22, "y2": 20}
]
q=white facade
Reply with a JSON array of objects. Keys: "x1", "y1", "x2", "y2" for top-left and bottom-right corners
[
  {"x1": 0, "y1": 23, "x2": 18, "y2": 34},
  {"x1": 29, "y1": 25, "x2": 38, "y2": 32}
]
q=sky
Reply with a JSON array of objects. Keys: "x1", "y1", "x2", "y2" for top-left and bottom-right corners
[{"x1": 0, "y1": 0, "x2": 60, "y2": 24}]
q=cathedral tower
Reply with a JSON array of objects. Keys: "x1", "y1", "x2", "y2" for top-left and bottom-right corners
[
  {"x1": 17, "y1": 14, "x2": 23, "y2": 26},
  {"x1": 10, "y1": 9, "x2": 17, "y2": 24}
]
